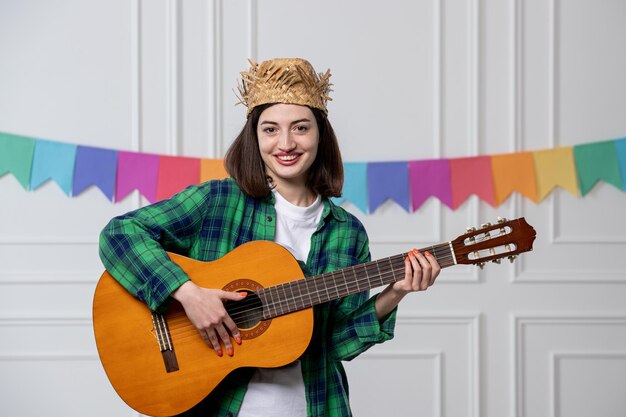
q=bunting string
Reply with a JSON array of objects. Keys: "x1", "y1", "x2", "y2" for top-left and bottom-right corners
[{"x1": 1, "y1": 131, "x2": 625, "y2": 213}]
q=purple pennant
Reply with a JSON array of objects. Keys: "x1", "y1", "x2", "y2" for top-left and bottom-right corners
[
  {"x1": 72, "y1": 146, "x2": 117, "y2": 200},
  {"x1": 408, "y1": 159, "x2": 453, "y2": 210},
  {"x1": 115, "y1": 151, "x2": 159, "y2": 202},
  {"x1": 367, "y1": 161, "x2": 410, "y2": 212}
]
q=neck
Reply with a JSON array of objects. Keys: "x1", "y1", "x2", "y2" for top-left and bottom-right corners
[{"x1": 273, "y1": 184, "x2": 316, "y2": 207}]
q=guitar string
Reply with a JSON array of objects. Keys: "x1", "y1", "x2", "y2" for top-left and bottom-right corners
[
  {"x1": 169, "y1": 247, "x2": 456, "y2": 332},
  {"x1": 220, "y1": 249, "x2": 455, "y2": 320},
  {"x1": 162, "y1": 229, "x2": 513, "y2": 339},
  {"x1": 166, "y1": 258, "x2": 436, "y2": 339}
]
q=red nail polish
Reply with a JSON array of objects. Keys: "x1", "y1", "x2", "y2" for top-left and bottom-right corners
[
  {"x1": 216, "y1": 349, "x2": 223, "y2": 357},
  {"x1": 227, "y1": 347, "x2": 234, "y2": 356},
  {"x1": 240, "y1": 291, "x2": 247, "y2": 298},
  {"x1": 236, "y1": 336, "x2": 242, "y2": 345}
]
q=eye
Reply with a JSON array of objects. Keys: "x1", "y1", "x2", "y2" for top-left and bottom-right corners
[
  {"x1": 263, "y1": 127, "x2": 276, "y2": 134},
  {"x1": 294, "y1": 125, "x2": 309, "y2": 132}
]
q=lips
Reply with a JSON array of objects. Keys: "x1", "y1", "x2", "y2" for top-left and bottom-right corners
[{"x1": 274, "y1": 153, "x2": 301, "y2": 166}]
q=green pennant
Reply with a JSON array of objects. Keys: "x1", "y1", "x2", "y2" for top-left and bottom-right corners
[
  {"x1": 0, "y1": 132, "x2": 36, "y2": 190},
  {"x1": 573, "y1": 140, "x2": 622, "y2": 196}
]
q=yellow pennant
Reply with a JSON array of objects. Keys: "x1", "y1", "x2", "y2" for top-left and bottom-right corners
[{"x1": 532, "y1": 146, "x2": 579, "y2": 201}]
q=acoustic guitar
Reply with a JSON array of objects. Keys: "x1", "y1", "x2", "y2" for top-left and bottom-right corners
[{"x1": 92, "y1": 217, "x2": 536, "y2": 416}]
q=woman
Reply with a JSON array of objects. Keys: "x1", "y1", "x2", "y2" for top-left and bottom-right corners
[{"x1": 99, "y1": 58, "x2": 441, "y2": 417}]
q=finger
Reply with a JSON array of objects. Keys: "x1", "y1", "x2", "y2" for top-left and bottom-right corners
[
  {"x1": 424, "y1": 251, "x2": 441, "y2": 285},
  {"x1": 413, "y1": 250, "x2": 432, "y2": 290},
  {"x1": 408, "y1": 250, "x2": 422, "y2": 291},
  {"x1": 220, "y1": 290, "x2": 248, "y2": 302},
  {"x1": 223, "y1": 314, "x2": 242, "y2": 346},
  {"x1": 203, "y1": 329, "x2": 223, "y2": 356},
  {"x1": 214, "y1": 324, "x2": 234, "y2": 356}
]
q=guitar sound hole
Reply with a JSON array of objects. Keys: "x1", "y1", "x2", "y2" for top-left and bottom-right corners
[{"x1": 225, "y1": 292, "x2": 264, "y2": 330}]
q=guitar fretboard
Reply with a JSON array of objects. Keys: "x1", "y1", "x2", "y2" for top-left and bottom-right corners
[{"x1": 257, "y1": 242, "x2": 455, "y2": 320}]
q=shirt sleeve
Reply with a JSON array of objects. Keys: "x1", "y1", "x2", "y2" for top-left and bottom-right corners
[
  {"x1": 327, "y1": 224, "x2": 398, "y2": 362},
  {"x1": 98, "y1": 182, "x2": 214, "y2": 311}
]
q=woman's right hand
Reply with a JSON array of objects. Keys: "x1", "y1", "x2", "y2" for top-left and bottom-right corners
[{"x1": 171, "y1": 281, "x2": 247, "y2": 357}]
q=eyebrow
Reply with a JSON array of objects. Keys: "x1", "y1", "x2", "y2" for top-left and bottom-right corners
[{"x1": 259, "y1": 118, "x2": 312, "y2": 126}]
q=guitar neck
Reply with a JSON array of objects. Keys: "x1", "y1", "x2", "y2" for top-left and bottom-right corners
[{"x1": 257, "y1": 242, "x2": 456, "y2": 320}]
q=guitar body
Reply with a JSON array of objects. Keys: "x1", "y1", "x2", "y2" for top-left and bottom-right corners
[{"x1": 92, "y1": 241, "x2": 313, "y2": 417}]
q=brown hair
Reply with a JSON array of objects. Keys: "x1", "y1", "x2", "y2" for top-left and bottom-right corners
[{"x1": 224, "y1": 104, "x2": 344, "y2": 199}]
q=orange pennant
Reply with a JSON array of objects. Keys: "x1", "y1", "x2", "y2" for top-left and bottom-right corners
[
  {"x1": 200, "y1": 158, "x2": 229, "y2": 182},
  {"x1": 532, "y1": 146, "x2": 579, "y2": 201},
  {"x1": 491, "y1": 152, "x2": 538, "y2": 205}
]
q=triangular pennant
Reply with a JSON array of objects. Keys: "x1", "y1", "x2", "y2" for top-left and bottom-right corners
[
  {"x1": 449, "y1": 156, "x2": 495, "y2": 208},
  {"x1": 73, "y1": 146, "x2": 118, "y2": 200},
  {"x1": 491, "y1": 152, "x2": 538, "y2": 205},
  {"x1": 200, "y1": 158, "x2": 229, "y2": 182},
  {"x1": 408, "y1": 159, "x2": 453, "y2": 210},
  {"x1": 367, "y1": 162, "x2": 410, "y2": 212},
  {"x1": 116, "y1": 151, "x2": 159, "y2": 202},
  {"x1": 532, "y1": 146, "x2": 579, "y2": 201},
  {"x1": 333, "y1": 162, "x2": 368, "y2": 213},
  {"x1": 612, "y1": 138, "x2": 626, "y2": 190},
  {"x1": 0, "y1": 132, "x2": 36, "y2": 190},
  {"x1": 30, "y1": 139, "x2": 77, "y2": 195},
  {"x1": 156, "y1": 156, "x2": 201, "y2": 201},
  {"x1": 573, "y1": 140, "x2": 622, "y2": 196}
]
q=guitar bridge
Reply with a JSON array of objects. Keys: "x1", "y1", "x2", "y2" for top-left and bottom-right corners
[{"x1": 152, "y1": 312, "x2": 179, "y2": 373}]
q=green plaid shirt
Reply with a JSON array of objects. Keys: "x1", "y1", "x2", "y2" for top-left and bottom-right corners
[{"x1": 99, "y1": 178, "x2": 397, "y2": 417}]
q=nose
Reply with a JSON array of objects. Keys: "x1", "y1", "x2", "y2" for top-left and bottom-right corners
[{"x1": 278, "y1": 130, "x2": 295, "y2": 151}]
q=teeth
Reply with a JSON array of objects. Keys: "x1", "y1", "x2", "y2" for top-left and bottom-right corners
[{"x1": 277, "y1": 155, "x2": 298, "y2": 161}]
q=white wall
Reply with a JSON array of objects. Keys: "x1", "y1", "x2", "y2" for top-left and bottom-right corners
[{"x1": 1, "y1": 0, "x2": 625, "y2": 416}]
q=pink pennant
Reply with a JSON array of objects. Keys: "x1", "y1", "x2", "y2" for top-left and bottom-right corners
[
  {"x1": 115, "y1": 151, "x2": 159, "y2": 203},
  {"x1": 156, "y1": 156, "x2": 201, "y2": 201},
  {"x1": 408, "y1": 159, "x2": 453, "y2": 210},
  {"x1": 449, "y1": 156, "x2": 495, "y2": 208}
]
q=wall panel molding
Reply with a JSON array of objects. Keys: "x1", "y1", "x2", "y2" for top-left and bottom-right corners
[
  {"x1": 550, "y1": 350, "x2": 626, "y2": 417},
  {"x1": 511, "y1": 314, "x2": 626, "y2": 417}
]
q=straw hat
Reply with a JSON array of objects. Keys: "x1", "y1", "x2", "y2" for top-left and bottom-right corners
[{"x1": 237, "y1": 58, "x2": 332, "y2": 117}]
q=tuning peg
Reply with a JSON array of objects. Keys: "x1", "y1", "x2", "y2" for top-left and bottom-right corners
[
  {"x1": 508, "y1": 255, "x2": 517, "y2": 263},
  {"x1": 492, "y1": 259, "x2": 502, "y2": 264},
  {"x1": 497, "y1": 216, "x2": 507, "y2": 223},
  {"x1": 477, "y1": 262, "x2": 486, "y2": 269},
  {"x1": 481, "y1": 223, "x2": 492, "y2": 229},
  {"x1": 466, "y1": 226, "x2": 476, "y2": 233}
]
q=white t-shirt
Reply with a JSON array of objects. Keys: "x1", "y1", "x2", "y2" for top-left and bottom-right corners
[{"x1": 237, "y1": 191, "x2": 324, "y2": 417}]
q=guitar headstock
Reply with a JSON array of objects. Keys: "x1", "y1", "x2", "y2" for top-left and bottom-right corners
[{"x1": 451, "y1": 217, "x2": 536, "y2": 268}]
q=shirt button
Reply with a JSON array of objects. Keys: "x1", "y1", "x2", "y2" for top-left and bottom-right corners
[{"x1": 266, "y1": 216, "x2": 273, "y2": 222}]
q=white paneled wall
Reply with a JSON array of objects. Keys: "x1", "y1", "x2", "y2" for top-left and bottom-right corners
[{"x1": 0, "y1": 0, "x2": 625, "y2": 416}]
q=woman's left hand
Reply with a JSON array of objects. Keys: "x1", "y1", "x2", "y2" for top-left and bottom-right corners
[
  {"x1": 375, "y1": 249, "x2": 442, "y2": 321},
  {"x1": 392, "y1": 249, "x2": 441, "y2": 294}
]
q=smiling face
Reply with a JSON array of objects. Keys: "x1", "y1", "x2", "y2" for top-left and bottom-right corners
[{"x1": 256, "y1": 103, "x2": 320, "y2": 203}]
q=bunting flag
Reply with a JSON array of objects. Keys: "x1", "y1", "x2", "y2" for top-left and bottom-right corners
[
  {"x1": 332, "y1": 162, "x2": 368, "y2": 213},
  {"x1": 616, "y1": 138, "x2": 626, "y2": 189},
  {"x1": 200, "y1": 158, "x2": 229, "y2": 182},
  {"x1": 573, "y1": 140, "x2": 623, "y2": 196},
  {"x1": 491, "y1": 152, "x2": 538, "y2": 206},
  {"x1": 408, "y1": 159, "x2": 453, "y2": 210},
  {"x1": 532, "y1": 146, "x2": 579, "y2": 201},
  {"x1": 0, "y1": 132, "x2": 35, "y2": 190},
  {"x1": 1, "y1": 131, "x2": 625, "y2": 212},
  {"x1": 157, "y1": 156, "x2": 201, "y2": 201},
  {"x1": 367, "y1": 162, "x2": 410, "y2": 213},
  {"x1": 73, "y1": 146, "x2": 118, "y2": 200},
  {"x1": 449, "y1": 156, "x2": 495, "y2": 209},
  {"x1": 116, "y1": 151, "x2": 159, "y2": 203},
  {"x1": 30, "y1": 139, "x2": 77, "y2": 195}
]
